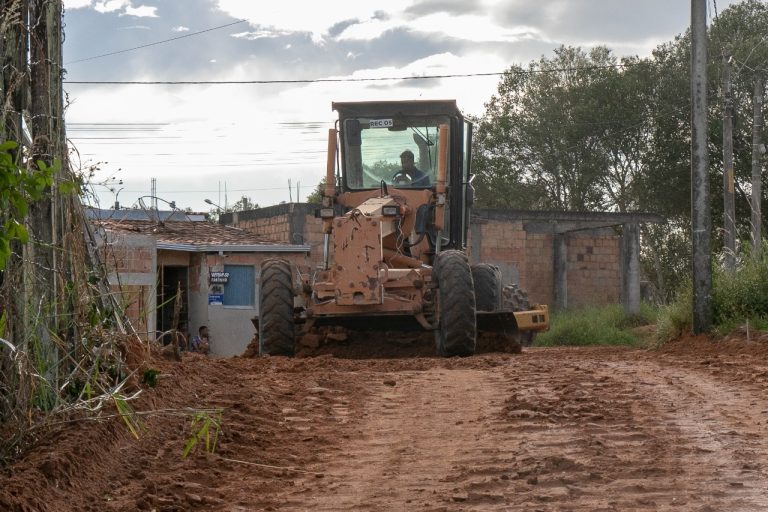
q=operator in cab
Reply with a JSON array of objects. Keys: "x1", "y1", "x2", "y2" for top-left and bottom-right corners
[{"x1": 393, "y1": 150, "x2": 430, "y2": 187}]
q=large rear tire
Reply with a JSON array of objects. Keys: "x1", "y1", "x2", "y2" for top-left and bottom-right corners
[
  {"x1": 259, "y1": 258, "x2": 295, "y2": 356},
  {"x1": 471, "y1": 263, "x2": 501, "y2": 312},
  {"x1": 434, "y1": 250, "x2": 476, "y2": 357}
]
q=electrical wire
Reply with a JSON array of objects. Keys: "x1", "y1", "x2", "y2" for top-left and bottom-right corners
[
  {"x1": 65, "y1": 19, "x2": 248, "y2": 65},
  {"x1": 63, "y1": 64, "x2": 631, "y2": 85}
]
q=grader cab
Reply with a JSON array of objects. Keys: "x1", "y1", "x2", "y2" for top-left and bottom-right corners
[{"x1": 258, "y1": 100, "x2": 549, "y2": 357}]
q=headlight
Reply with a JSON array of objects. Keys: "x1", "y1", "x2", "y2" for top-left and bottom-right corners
[
  {"x1": 315, "y1": 208, "x2": 335, "y2": 219},
  {"x1": 381, "y1": 205, "x2": 399, "y2": 216}
]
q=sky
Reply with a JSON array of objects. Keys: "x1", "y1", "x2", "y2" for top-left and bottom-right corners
[{"x1": 62, "y1": 0, "x2": 737, "y2": 213}]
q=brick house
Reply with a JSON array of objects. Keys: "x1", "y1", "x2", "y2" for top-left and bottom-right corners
[
  {"x1": 91, "y1": 212, "x2": 309, "y2": 356},
  {"x1": 222, "y1": 204, "x2": 663, "y2": 312}
]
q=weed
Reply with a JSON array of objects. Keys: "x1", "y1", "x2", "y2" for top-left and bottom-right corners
[
  {"x1": 141, "y1": 369, "x2": 159, "y2": 388},
  {"x1": 183, "y1": 410, "x2": 222, "y2": 458}
]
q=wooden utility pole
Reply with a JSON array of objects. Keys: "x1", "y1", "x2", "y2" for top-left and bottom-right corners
[
  {"x1": 722, "y1": 54, "x2": 736, "y2": 272},
  {"x1": 751, "y1": 77, "x2": 764, "y2": 252},
  {"x1": 691, "y1": 0, "x2": 712, "y2": 333},
  {"x1": 1, "y1": 0, "x2": 27, "y2": 152}
]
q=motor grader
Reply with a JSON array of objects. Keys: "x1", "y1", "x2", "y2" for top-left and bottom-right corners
[{"x1": 258, "y1": 100, "x2": 548, "y2": 357}]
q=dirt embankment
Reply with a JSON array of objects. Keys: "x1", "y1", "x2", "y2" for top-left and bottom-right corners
[{"x1": 3, "y1": 333, "x2": 768, "y2": 511}]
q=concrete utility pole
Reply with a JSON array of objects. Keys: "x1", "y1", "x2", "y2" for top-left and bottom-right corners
[
  {"x1": 722, "y1": 54, "x2": 736, "y2": 272},
  {"x1": 751, "y1": 77, "x2": 764, "y2": 252},
  {"x1": 691, "y1": 0, "x2": 712, "y2": 333}
]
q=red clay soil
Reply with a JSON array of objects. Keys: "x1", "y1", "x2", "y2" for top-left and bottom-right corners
[{"x1": 3, "y1": 332, "x2": 768, "y2": 511}]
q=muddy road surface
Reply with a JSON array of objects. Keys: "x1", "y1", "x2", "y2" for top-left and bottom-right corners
[{"x1": 3, "y1": 334, "x2": 768, "y2": 511}]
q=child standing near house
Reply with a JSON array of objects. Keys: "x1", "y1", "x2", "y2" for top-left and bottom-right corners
[{"x1": 191, "y1": 325, "x2": 210, "y2": 354}]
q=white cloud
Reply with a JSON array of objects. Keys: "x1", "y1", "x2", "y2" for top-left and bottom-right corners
[
  {"x1": 122, "y1": 5, "x2": 158, "y2": 17},
  {"x1": 172, "y1": 26, "x2": 190, "y2": 32},
  {"x1": 231, "y1": 29, "x2": 291, "y2": 40},
  {"x1": 210, "y1": 59, "x2": 217, "y2": 63},
  {"x1": 216, "y1": 0, "x2": 412, "y2": 42},
  {"x1": 64, "y1": 0, "x2": 93, "y2": 9},
  {"x1": 94, "y1": 0, "x2": 129, "y2": 13}
]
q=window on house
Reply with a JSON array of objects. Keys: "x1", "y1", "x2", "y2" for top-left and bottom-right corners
[{"x1": 223, "y1": 265, "x2": 255, "y2": 307}]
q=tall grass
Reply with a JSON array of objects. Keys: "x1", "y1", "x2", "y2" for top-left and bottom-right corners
[
  {"x1": 655, "y1": 242, "x2": 768, "y2": 343},
  {"x1": 712, "y1": 244, "x2": 768, "y2": 332},
  {"x1": 535, "y1": 303, "x2": 657, "y2": 347}
]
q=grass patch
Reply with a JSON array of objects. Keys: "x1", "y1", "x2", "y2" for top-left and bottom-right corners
[
  {"x1": 535, "y1": 303, "x2": 656, "y2": 347},
  {"x1": 655, "y1": 242, "x2": 768, "y2": 345}
]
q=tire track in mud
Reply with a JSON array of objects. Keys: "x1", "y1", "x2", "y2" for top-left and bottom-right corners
[
  {"x1": 281, "y1": 350, "x2": 768, "y2": 511},
  {"x1": 476, "y1": 352, "x2": 768, "y2": 511},
  {"x1": 289, "y1": 368, "x2": 512, "y2": 511}
]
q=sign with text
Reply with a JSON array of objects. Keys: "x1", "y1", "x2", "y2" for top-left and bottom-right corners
[
  {"x1": 209, "y1": 271, "x2": 230, "y2": 284},
  {"x1": 369, "y1": 119, "x2": 393, "y2": 129}
]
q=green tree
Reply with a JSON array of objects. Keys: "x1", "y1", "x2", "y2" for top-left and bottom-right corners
[
  {"x1": 230, "y1": 195, "x2": 258, "y2": 212},
  {"x1": 473, "y1": 46, "x2": 639, "y2": 211},
  {"x1": 305, "y1": 178, "x2": 325, "y2": 204}
]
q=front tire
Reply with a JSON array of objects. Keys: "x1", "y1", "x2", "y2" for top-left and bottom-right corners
[
  {"x1": 259, "y1": 258, "x2": 295, "y2": 356},
  {"x1": 434, "y1": 250, "x2": 476, "y2": 357}
]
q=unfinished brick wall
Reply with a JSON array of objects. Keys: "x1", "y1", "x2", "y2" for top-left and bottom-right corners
[
  {"x1": 566, "y1": 236, "x2": 621, "y2": 308},
  {"x1": 99, "y1": 231, "x2": 156, "y2": 341},
  {"x1": 236, "y1": 213, "x2": 292, "y2": 243},
  {"x1": 228, "y1": 205, "x2": 626, "y2": 310},
  {"x1": 225, "y1": 204, "x2": 325, "y2": 267}
]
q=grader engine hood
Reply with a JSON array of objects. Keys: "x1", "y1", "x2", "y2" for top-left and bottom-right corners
[{"x1": 331, "y1": 197, "x2": 399, "y2": 305}]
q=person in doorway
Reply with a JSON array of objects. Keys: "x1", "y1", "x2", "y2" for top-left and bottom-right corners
[
  {"x1": 191, "y1": 325, "x2": 210, "y2": 354},
  {"x1": 393, "y1": 149, "x2": 430, "y2": 187}
]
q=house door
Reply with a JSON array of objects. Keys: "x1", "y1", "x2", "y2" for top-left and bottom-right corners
[{"x1": 157, "y1": 266, "x2": 188, "y2": 336}]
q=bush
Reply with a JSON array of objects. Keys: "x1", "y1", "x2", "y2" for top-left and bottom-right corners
[
  {"x1": 713, "y1": 243, "x2": 768, "y2": 325},
  {"x1": 535, "y1": 304, "x2": 656, "y2": 347},
  {"x1": 655, "y1": 284, "x2": 693, "y2": 344},
  {"x1": 655, "y1": 242, "x2": 768, "y2": 345}
]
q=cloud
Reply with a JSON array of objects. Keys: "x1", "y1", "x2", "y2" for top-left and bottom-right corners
[
  {"x1": 122, "y1": 5, "x2": 158, "y2": 17},
  {"x1": 64, "y1": 0, "x2": 93, "y2": 9},
  {"x1": 172, "y1": 26, "x2": 189, "y2": 32},
  {"x1": 216, "y1": 0, "x2": 412, "y2": 42},
  {"x1": 404, "y1": 0, "x2": 485, "y2": 17},
  {"x1": 231, "y1": 29, "x2": 293, "y2": 40},
  {"x1": 93, "y1": 0, "x2": 129, "y2": 13}
]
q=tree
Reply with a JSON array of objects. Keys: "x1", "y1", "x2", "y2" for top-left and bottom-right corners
[
  {"x1": 230, "y1": 195, "x2": 258, "y2": 212},
  {"x1": 305, "y1": 178, "x2": 325, "y2": 204},
  {"x1": 473, "y1": 46, "x2": 643, "y2": 211}
]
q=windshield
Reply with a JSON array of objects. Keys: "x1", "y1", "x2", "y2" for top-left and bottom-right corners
[{"x1": 342, "y1": 116, "x2": 449, "y2": 190}]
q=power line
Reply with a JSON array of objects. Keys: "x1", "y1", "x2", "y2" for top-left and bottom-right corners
[
  {"x1": 63, "y1": 64, "x2": 630, "y2": 85},
  {"x1": 65, "y1": 19, "x2": 248, "y2": 65}
]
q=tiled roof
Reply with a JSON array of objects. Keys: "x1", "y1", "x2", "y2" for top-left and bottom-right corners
[{"x1": 95, "y1": 219, "x2": 293, "y2": 247}]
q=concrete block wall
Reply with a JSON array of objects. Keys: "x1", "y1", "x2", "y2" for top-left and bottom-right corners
[
  {"x1": 524, "y1": 232, "x2": 554, "y2": 306},
  {"x1": 100, "y1": 231, "x2": 156, "y2": 341},
  {"x1": 236, "y1": 213, "x2": 291, "y2": 243},
  {"x1": 227, "y1": 205, "x2": 626, "y2": 310},
  {"x1": 566, "y1": 236, "x2": 621, "y2": 308}
]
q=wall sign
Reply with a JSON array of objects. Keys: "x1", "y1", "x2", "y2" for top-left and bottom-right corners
[{"x1": 210, "y1": 271, "x2": 230, "y2": 284}]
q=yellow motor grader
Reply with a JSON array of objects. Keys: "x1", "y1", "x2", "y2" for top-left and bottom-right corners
[{"x1": 259, "y1": 100, "x2": 548, "y2": 356}]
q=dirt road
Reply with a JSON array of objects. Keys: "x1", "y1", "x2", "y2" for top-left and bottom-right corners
[{"x1": 3, "y1": 335, "x2": 768, "y2": 511}]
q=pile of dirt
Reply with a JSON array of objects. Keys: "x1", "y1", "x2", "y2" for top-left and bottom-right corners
[
  {"x1": 0, "y1": 344, "x2": 366, "y2": 511},
  {"x1": 659, "y1": 329, "x2": 768, "y2": 358}
]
